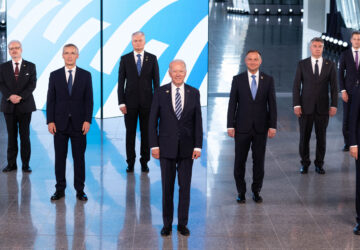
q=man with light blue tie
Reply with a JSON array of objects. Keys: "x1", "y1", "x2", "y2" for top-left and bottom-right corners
[
  {"x1": 118, "y1": 31, "x2": 160, "y2": 173},
  {"x1": 227, "y1": 50, "x2": 277, "y2": 204}
]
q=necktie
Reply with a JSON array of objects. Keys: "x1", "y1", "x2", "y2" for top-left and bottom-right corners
[
  {"x1": 251, "y1": 75, "x2": 257, "y2": 100},
  {"x1": 315, "y1": 59, "x2": 319, "y2": 77},
  {"x1": 136, "y1": 54, "x2": 141, "y2": 76},
  {"x1": 355, "y1": 51, "x2": 359, "y2": 70},
  {"x1": 175, "y1": 87, "x2": 182, "y2": 120},
  {"x1": 68, "y1": 70, "x2": 73, "y2": 95},
  {"x1": 14, "y1": 62, "x2": 19, "y2": 81}
]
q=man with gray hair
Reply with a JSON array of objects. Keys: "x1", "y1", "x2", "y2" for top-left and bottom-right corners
[
  {"x1": 118, "y1": 31, "x2": 160, "y2": 173},
  {"x1": 293, "y1": 37, "x2": 338, "y2": 175},
  {"x1": 0, "y1": 40, "x2": 36, "y2": 173}
]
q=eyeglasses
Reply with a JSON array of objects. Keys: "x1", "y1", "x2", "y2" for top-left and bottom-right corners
[{"x1": 9, "y1": 47, "x2": 21, "y2": 51}]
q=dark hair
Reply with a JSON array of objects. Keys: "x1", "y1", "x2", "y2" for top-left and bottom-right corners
[
  {"x1": 352, "y1": 31, "x2": 360, "y2": 37},
  {"x1": 310, "y1": 37, "x2": 324, "y2": 44},
  {"x1": 246, "y1": 50, "x2": 262, "y2": 57}
]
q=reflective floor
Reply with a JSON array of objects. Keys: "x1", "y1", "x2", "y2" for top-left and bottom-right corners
[{"x1": 1, "y1": 1, "x2": 360, "y2": 250}]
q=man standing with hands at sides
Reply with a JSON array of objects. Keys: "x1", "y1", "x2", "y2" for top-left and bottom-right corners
[
  {"x1": 293, "y1": 37, "x2": 338, "y2": 175},
  {"x1": 46, "y1": 44, "x2": 93, "y2": 201},
  {"x1": 149, "y1": 60, "x2": 202, "y2": 237},
  {"x1": 118, "y1": 31, "x2": 160, "y2": 173},
  {"x1": 227, "y1": 50, "x2": 277, "y2": 204},
  {"x1": 339, "y1": 31, "x2": 360, "y2": 152},
  {"x1": 0, "y1": 40, "x2": 36, "y2": 173}
]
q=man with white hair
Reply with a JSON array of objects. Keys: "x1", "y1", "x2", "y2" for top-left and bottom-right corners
[{"x1": 0, "y1": 40, "x2": 36, "y2": 173}]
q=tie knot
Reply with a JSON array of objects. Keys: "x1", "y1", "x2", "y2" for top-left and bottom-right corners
[
  {"x1": 316, "y1": 59, "x2": 318, "y2": 63},
  {"x1": 137, "y1": 54, "x2": 141, "y2": 58},
  {"x1": 15, "y1": 62, "x2": 19, "y2": 66},
  {"x1": 176, "y1": 87, "x2": 180, "y2": 92},
  {"x1": 251, "y1": 75, "x2": 256, "y2": 79},
  {"x1": 68, "y1": 70, "x2": 72, "y2": 73},
  {"x1": 356, "y1": 51, "x2": 359, "y2": 54}
]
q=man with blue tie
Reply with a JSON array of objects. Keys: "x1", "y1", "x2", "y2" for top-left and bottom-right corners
[
  {"x1": 339, "y1": 31, "x2": 360, "y2": 151},
  {"x1": 118, "y1": 31, "x2": 160, "y2": 173},
  {"x1": 149, "y1": 60, "x2": 202, "y2": 236},
  {"x1": 227, "y1": 50, "x2": 277, "y2": 204},
  {"x1": 46, "y1": 44, "x2": 93, "y2": 201}
]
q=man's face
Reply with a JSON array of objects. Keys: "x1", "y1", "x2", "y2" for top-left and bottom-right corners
[
  {"x1": 245, "y1": 52, "x2": 262, "y2": 72},
  {"x1": 62, "y1": 46, "x2": 79, "y2": 67},
  {"x1": 8, "y1": 42, "x2": 22, "y2": 61},
  {"x1": 132, "y1": 34, "x2": 145, "y2": 53},
  {"x1": 351, "y1": 34, "x2": 360, "y2": 49},
  {"x1": 169, "y1": 62, "x2": 187, "y2": 86},
  {"x1": 310, "y1": 41, "x2": 324, "y2": 58}
]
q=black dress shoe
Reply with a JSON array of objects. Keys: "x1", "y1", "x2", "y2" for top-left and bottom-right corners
[
  {"x1": 315, "y1": 166, "x2": 325, "y2": 174},
  {"x1": 252, "y1": 192, "x2": 263, "y2": 203},
  {"x1": 160, "y1": 226, "x2": 172, "y2": 236},
  {"x1": 236, "y1": 193, "x2": 246, "y2": 203},
  {"x1": 343, "y1": 145, "x2": 350, "y2": 152},
  {"x1": 22, "y1": 166, "x2": 32, "y2": 173},
  {"x1": 141, "y1": 164, "x2": 149, "y2": 173},
  {"x1": 177, "y1": 225, "x2": 190, "y2": 236},
  {"x1": 126, "y1": 165, "x2": 134, "y2": 173},
  {"x1": 300, "y1": 166, "x2": 309, "y2": 174},
  {"x1": 76, "y1": 192, "x2": 88, "y2": 201},
  {"x1": 50, "y1": 191, "x2": 65, "y2": 201},
  {"x1": 354, "y1": 224, "x2": 360, "y2": 235},
  {"x1": 2, "y1": 165, "x2": 17, "y2": 172}
]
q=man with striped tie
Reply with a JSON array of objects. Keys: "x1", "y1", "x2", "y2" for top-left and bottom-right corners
[{"x1": 148, "y1": 59, "x2": 203, "y2": 237}]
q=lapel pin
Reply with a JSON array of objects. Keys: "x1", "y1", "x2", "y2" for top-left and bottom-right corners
[
  {"x1": 260, "y1": 76, "x2": 263, "y2": 79},
  {"x1": 23, "y1": 64, "x2": 26, "y2": 67},
  {"x1": 166, "y1": 90, "x2": 169, "y2": 93},
  {"x1": 145, "y1": 56, "x2": 148, "y2": 62},
  {"x1": 325, "y1": 61, "x2": 328, "y2": 64}
]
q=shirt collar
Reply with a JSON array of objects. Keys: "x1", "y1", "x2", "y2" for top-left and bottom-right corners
[
  {"x1": 12, "y1": 58, "x2": 22, "y2": 66},
  {"x1": 134, "y1": 50, "x2": 145, "y2": 57},
  {"x1": 171, "y1": 82, "x2": 185, "y2": 90},
  {"x1": 65, "y1": 66, "x2": 76, "y2": 73},
  {"x1": 247, "y1": 70, "x2": 259, "y2": 78},
  {"x1": 311, "y1": 56, "x2": 322, "y2": 63},
  {"x1": 352, "y1": 47, "x2": 360, "y2": 53}
]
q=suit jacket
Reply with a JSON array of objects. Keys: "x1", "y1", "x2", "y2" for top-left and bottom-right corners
[
  {"x1": 148, "y1": 83, "x2": 203, "y2": 159},
  {"x1": 0, "y1": 60, "x2": 36, "y2": 113},
  {"x1": 118, "y1": 51, "x2": 160, "y2": 108},
  {"x1": 46, "y1": 67, "x2": 93, "y2": 131},
  {"x1": 339, "y1": 49, "x2": 360, "y2": 95},
  {"x1": 227, "y1": 71, "x2": 277, "y2": 133},
  {"x1": 293, "y1": 57, "x2": 338, "y2": 115},
  {"x1": 349, "y1": 87, "x2": 360, "y2": 146}
]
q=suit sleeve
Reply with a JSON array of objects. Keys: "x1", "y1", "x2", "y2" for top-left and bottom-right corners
[
  {"x1": 227, "y1": 76, "x2": 238, "y2": 128},
  {"x1": 292, "y1": 61, "x2": 302, "y2": 107},
  {"x1": 329, "y1": 62, "x2": 338, "y2": 108},
  {"x1": 148, "y1": 88, "x2": 160, "y2": 148},
  {"x1": 46, "y1": 72, "x2": 55, "y2": 124},
  {"x1": 19, "y1": 63, "x2": 36, "y2": 101},
  {"x1": 152, "y1": 56, "x2": 160, "y2": 90},
  {"x1": 194, "y1": 90, "x2": 203, "y2": 149},
  {"x1": 84, "y1": 72, "x2": 94, "y2": 123},
  {"x1": 0, "y1": 65, "x2": 11, "y2": 100},
  {"x1": 338, "y1": 52, "x2": 346, "y2": 92},
  {"x1": 350, "y1": 88, "x2": 360, "y2": 146},
  {"x1": 117, "y1": 56, "x2": 126, "y2": 105},
  {"x1": 268, "y1": 76, "x2": 277, "y2": 129}
]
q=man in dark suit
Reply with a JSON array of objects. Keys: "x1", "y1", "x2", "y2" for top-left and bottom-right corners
[
  {"x1": 349, "y1": 86, "x2": 360, "y2": 235},
  {"x1": 293, "y1": 37, "x2": 338, "y2": 175},
  {"x1": 0, "y1": 40, "x2": 36, "y2": 173},
  {"x1": 46, "y1": 44, "x2": 93, "y2": 201},
  {"x1": 227, "y1": 50, "x2": 277, "y2": 204},
  {"x1": 118, "y1": 31, "x2": 160, "y2": 173},
  {"x1": 149, "y1": 60, "x2": 202, "y2": 237},
  {"x1": 339, "y1": 31, "x2": 360, "y2": 151}
]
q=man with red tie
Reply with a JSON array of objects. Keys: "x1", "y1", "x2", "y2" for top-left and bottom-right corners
[{"x1": 0, "y1": 40, "x2": 37, "y2": 173}]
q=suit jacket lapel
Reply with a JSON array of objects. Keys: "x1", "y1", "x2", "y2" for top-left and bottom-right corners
[
  {"x1": 61, "y1": 67, "x2": 70, "y2": 95},
  {"x1": 166, "y1": 84, "x2": 177, "y2": 119},
  {"x1": 255, "y1": 73, "x2": 265, "y2": 100},
  {"x1": 182, "y1": 84, "x2": 190, "y2": 118},
  {"x1": 72, "y1": 68, "x2": 81, "y2": 94},
  {"x1": 244, "y1": 72, "x2": 254, "y2": 100},
  {"x1": 319, "y1": 59, "x2": 329, "y2": 79},
  {"x1": 16, "y1": 60, "x2": 27, "y2": 83},
  {"x1": 139, "y1": 52, "x2": 149, "y2": 77}
]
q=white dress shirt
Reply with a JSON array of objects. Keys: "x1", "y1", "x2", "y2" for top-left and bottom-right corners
[
  {"x1": 12, "y1": 58, "x2": 22, "y2": 72},
  {"x1": 65, "y1": 66, "x2": 76, "y2": 85},
  {"x1": 352, "y1": 47, "x2": 360, "y2": 65},
  {"x1": 247, "y1": 70, "x2": 259, "y2": 89},
  {"x1": 311, "y1": 56, "x2": 323, "y2": 76}
]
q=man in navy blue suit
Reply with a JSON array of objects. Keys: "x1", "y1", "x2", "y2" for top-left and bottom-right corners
[
  {"x1": 227, "y1": 50, "x2": 277, "y2": 204},
  {"x1": 339, "y1": 31, "x2": 360, "y2": 151},
  {"x1": 46, "y1": 44, "x2": 93, "y2": 201},
  {"x1": 149, "y1": 59, "x2": 203, "y2": 237}
]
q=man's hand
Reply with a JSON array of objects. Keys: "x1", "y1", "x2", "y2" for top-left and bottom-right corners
[
  {"x1": 350, "y1": 146, "x2": 358, "y2": 160},
  {"x1": 227, "y1": 128, "x2": 235, "y2": 138},
  {"x1": 268, "y1": 128, "x2": 276, "y2": 138},
  {"x1": 152, "y1": 148, "x2": 160, "y2": 159},
  {"x1": 192, "y1": 150, "x2": 201, "y2": 159},
  {"x1": 342, "y1": 91, "x2": 349, "y2": 103},
  {"x1": 120, "y1": 105, "x2": 127, "y2": 114},
  {"x1": 329, "y1": 107, "x2": 337, "y2": 117},
  {"x1": 9, "y1": 95, "x2": 21, "y2": 104},
  {"x1": 82, "y1": 121, "x2": 90, "y2": 135},
  {"x1": 294, "y1": 106, "x2": 302, "y2": 117},
  {"x1": 48, "y1": 122, "x2": 56, "y2": 135}
]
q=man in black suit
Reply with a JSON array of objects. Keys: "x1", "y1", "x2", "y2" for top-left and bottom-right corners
[
  {"x1": 339, "y1": 31, "x2": 360, "y2": 151},
  {"x1": 118, "y1": 31, "x2": 160, "y2": 173},
  {"x1": 149, "y1": 60, "x2": 202, "y2": 237},
  {"x1": 0, "y1": 40, "x2": 36, "y2": 173},
  {"x1": 227, "y1": 50, "x2": 277, "y2": 204},
  {"x1": 293, "y1": 37, "x2": 338, "y2": 175},
  {"x1": 46, "y1": 44, "x2": 93, "y2": 201},
  {"x1": 349, "y1": 86, "x2": 360, "y2": 235}
]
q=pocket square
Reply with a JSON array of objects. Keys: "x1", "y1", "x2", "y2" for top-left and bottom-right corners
[{"x1": 26, "y1": 73, "x2": 29, "y2": 75}]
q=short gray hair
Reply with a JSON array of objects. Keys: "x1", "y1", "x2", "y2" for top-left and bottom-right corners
[
  {"x1": 169, "y1": 59, "x2": 187, "y2": 72},
  {"x1": 8, "y1": 40, "x2": 22, "y2": 48},
  {"x1": 63, "y1": 43, "x2": 79, "y2": 54},
  {"x1": 132, "y1": 31, "x2": 145, "y2": 38},
  {"x1": 310, "y1": 37, "x2": 324, "y2": 45}
]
